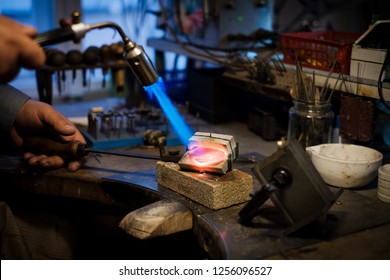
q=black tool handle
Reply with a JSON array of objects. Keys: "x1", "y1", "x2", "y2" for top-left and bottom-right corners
[
  {"x1": 23, "y1": 136, "x2": 89, "y2": 159},
  {"x1": 44, "y1": 48, "x2": 66, "y2": 67},
  {"x1": 34, "y1": 26, "x2": 76, "y2": 47}
]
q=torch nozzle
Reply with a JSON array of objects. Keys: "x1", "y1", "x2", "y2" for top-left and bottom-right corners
[
  {"x1": 123, "y1": 41, "x2": 159, "y2": 86},
  {"x1": 90, "y1": 22, "x2": 159, "y2": 86}
]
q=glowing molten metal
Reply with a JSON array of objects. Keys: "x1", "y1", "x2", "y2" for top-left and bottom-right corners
[
  {"x1": 188, "y1": 146, "x2": 229, "y2": 168},
  {"x1": 178, "y1": 132, "x2": 238, "y2": 175}
]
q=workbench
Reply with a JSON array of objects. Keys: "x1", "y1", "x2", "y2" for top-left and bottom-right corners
[{"x1": 1, "y1": 118, "x2": 390, "y2": 260}]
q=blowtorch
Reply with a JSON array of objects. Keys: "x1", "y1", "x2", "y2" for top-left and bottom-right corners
[{"x1": 33, "y1": 20, "x2": 159, "y2": 86}]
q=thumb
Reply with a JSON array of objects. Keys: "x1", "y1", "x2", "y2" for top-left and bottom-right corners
[{"x1": 52, "y1": 119, "x2": 77, "y2": 136}]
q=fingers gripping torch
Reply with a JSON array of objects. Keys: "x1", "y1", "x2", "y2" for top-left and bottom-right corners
[{"x1": 34, "y1": 20, "x2": 159, "y2": 86}]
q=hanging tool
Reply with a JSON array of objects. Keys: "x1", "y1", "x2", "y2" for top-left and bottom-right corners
[
  {"x1": 100, "y1": 44, "x2": 110, "y2": 88},
  {"x1": 44, "y1": 48, "x2": 66, "y2": 96},
  {"x1": 23, "y1": 137, "x2": 182, "y2": 163},
  {"x1": 66, "y1": 49, "x2": 83, "y2": 84},
  {"x1": 82, "y1": 46, "x2": 100, "y2": 90},
  {"x1": 44, "y1": 48, "x2": 67, "y2": 66},
  {"x1": 83, "y1": 46, "x2": 100, "y2": 65},
  {"x1": 111, "y1": 42, "x2": 126, "y2": 95}
]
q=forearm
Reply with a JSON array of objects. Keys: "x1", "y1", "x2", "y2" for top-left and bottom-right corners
[{"x1": 0, "y1": 84, "x2": 30, "y2": 136}]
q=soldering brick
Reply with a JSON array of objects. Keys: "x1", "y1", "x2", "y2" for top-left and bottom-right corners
[{"x1": 156, "y1": 161, "x2": 253, "y2": 210}]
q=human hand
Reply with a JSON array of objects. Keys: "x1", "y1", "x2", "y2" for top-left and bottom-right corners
[
  {"x1": 0, "y1": 16, "x2": 45, "y2": 83},
  {"x1": 11, "y1": 99, "x2": 87, "y2": 172}
]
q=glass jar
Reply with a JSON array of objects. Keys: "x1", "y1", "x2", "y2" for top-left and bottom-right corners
[{"x1": 287, "y1": 101, "x2": 334, "y2": 149}]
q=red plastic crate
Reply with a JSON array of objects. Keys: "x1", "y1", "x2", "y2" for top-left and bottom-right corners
[{"x1": 281, "y1": 31, "x2": 361, "y2": 74}]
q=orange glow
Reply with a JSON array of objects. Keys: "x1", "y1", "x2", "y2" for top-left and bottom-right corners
[{"x1": 187, "y1": 143, "x2": 229, "y2": 168}]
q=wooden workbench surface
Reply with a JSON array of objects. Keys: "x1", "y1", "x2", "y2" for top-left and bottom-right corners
[{"x1": 1, "y1": 143, "x2": 390, "y2": 260}]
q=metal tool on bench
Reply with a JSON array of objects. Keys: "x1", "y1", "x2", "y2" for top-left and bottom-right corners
[
  {"x1": 23, "y1": 136, "x2": 182, "y2": 163},
  {"x1": 34, "y1": 17, "x2": 158, "y2": 86}
]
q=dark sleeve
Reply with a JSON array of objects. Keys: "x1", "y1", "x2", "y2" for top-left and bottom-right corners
[{"x1": 0, "y1": 84, "x2": 31, "y2": 135}]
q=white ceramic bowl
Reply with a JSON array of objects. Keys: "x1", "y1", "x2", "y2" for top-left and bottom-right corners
[{"x1": 306, "y1": 143, "x2": 383, "y2": 188}]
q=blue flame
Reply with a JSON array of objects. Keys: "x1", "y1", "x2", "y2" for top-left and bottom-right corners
[{"x1": 144, "y1": 77, "x2": 194, "y2": 145}]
